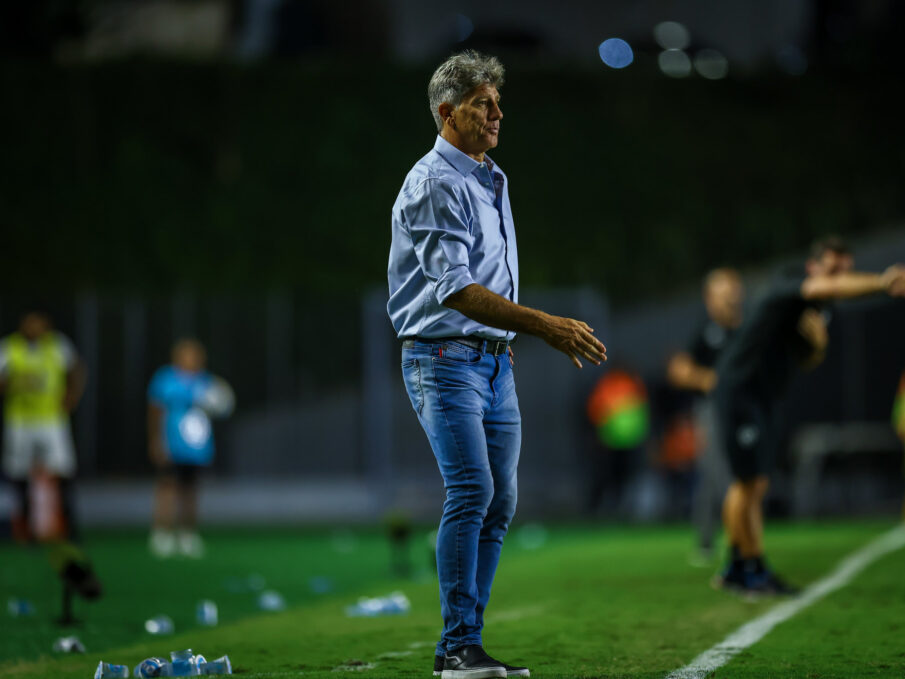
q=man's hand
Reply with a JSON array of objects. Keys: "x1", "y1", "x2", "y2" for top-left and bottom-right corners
[
  {"x1": 538, "y1": 315, "x2": 607, "y2": 369},
  {"x1": 882, "y1": 264, "x2": 905, "y2": 297},
  {"x1": 507, "y1": 346, "x2": 514, "y2": 367},
  {"x1": 797, "y1": 308, "x2": 828, "y2": 369},
  {"x1": 443, "y1": 283, "x2": 607, "y2": 369},
  {"x1": 667, "y1": 351, "x2": 717, "y2": 392}
]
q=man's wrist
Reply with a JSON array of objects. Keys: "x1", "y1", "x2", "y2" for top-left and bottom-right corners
[{"x1": 523, "y1": 308, "x2": 552, "y2": 337}]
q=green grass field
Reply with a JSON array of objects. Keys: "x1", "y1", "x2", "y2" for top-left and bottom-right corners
[{"x1": 2, "y1": 520, "x2": 904, "y2": 678}]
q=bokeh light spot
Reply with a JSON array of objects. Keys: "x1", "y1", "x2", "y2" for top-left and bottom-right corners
[
  {"x1": 658, "y1": 49, "x2": 692, "y2": 78},
  {"x1": 653, "y1": 21, "x2": 690, "y2": 50},
  {"x1": 694, "y1": 49, "x2": 729, "y2": 80},
  {"x1": 598, "y1": 38, "x2": 634, "y2": 69}
]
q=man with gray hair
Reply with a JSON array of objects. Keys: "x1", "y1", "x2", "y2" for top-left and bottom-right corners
[{"x1": 388, "y1": 51, "x2": 606, "y2": 679}]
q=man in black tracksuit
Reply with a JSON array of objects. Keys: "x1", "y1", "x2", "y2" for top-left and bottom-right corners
[{"x1": 713, "y1": 237, "x2": 905, "y2": 594}]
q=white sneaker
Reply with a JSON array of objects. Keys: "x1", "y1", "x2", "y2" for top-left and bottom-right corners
[
  {"x1": 149, "y1": 530, "x2": 176, "y2": 558},
  {"x1": 178, "y1": 531, "x2": 205, "y2": 559}
]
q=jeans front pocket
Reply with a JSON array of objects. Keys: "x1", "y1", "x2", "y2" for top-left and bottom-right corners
[{"x1": 402, "y1": 357, "x2": 424, "y2": 415}]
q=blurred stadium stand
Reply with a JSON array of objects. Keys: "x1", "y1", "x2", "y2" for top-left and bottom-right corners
[
  {"x1": 1, "y1": 0, "x2": 904, "y2": 525},
  {"x1": 1, "y1": 233, "x2": 902, "y2": 524}
]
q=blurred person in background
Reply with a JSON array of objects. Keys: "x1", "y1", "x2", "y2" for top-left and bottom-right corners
[
  {"x1": 654, "y1": 386, "x2": 699, "y2": 520},
  {"x1": 893, "y1": 371, "x2": 905, "y2": 519},
  {"x1": 713, "y1": 236, "x2": 905, "y2": 596},
  {"x1": 668, "y1": 268, "x2": 744, "y2": 564},
  {"x1": 0, "y1": 310, "x2": 85, "y2": 543},
  {"x1": 388, "y1": 50, "x2": 606, "y2": 679},
  {"x1": 147, "y1": 338, "x2": 234, "y2": 559},
  {"x1": 585, "y1": 366, "x2": 650, "y2": 517}
]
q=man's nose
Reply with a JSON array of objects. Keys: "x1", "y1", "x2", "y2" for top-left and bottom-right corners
[{"x1": 490, "y1": 101, "x2": 503, "y2": 119}]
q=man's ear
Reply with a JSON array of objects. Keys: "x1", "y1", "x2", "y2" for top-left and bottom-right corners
[{"x1": 438, "y1": 102, "x2": 455, "y2": 128}]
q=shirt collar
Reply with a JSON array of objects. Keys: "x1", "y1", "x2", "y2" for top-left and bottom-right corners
[{"x1": 433, "y1": 135, "x2": 484, "y2": 177}]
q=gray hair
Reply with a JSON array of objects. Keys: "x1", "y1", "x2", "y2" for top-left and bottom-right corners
[{"x1": 428, "y1": 50, "x2": 505, "y2": 132}]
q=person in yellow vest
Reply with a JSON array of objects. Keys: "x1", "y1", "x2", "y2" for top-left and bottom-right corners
[{"x1": 0, "y1": 310, "x2": 86, "y2": 541}]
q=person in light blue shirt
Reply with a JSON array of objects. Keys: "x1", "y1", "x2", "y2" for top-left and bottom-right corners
[
  {"x1": 147, "y1": 339, "x2": 234, "y2": 559},
  {"x1": 388, "y1": 51, "x2": 607, "y2": 679},
  {"x1": 387, "y1": 134, "x2": 519, "y2": 340}
]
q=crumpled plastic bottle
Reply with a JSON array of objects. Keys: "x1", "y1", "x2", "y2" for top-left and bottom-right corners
[
  {"x1": 133, "y1": 656, "x2": 172, "y2": 677},
  {"x1": 7, "y1": 597, "x2": 35, "y2": 617},
  {"x1": 94, "y1": 661, "x2": 129, "y2": 678},
  {"x1": 52, "y1": 635, "x2": 86, "y2": 653},
  {"x1": 169, "y1": 649, "x2": 204, "y2": 676},
  {"x1": 345, "y1": 591, "x2": 411, "y2": 617},
  {"x1": 257, "y1": 590, "x2": 285, "y2": 611},
  {"x1": 196, "y1": 600, "x2": 218, "y2": 626},
  {"x1": 199, "y1": 655, "x2": 232, "y2": 675},
  {"x1": 144, "y1": 615, "x2": 175, "y2": 635}
]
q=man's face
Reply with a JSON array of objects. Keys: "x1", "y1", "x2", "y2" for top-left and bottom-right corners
[
  {"x1": 808, "y1": 250, "x2": 853, "y2": 278},
  {"x1": 20, "y1": 313, "x2": 50, "y2": 341},
  {"x1": 705, "y1": 275, "x2": 744, "y2": 328},
  {"x1": 450, "y1": 84, "x2": 503, "y2": 157},
  {"x1": 174, "y1": 342, "x2": 206, "y2": 373}
]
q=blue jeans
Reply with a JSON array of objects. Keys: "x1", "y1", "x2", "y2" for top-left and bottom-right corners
[{"x1": 401, "y1": 339, "x2": 521, "y2": 655}]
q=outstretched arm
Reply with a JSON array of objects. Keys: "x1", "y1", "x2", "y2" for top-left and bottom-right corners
[
  {"x1": 667, "y1": 352, "x2": 717, "y2": 392},
  {"x1": 801, "y1": 265, "x2": 905, "y2": 301},
  {"x1": 443, "y1": 283, "x2": 607, "y2": 368}
]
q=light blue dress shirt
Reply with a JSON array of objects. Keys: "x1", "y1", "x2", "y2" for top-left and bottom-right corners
[{"x1": 387, "y1": 136, "x2": 519, "y2": 340}]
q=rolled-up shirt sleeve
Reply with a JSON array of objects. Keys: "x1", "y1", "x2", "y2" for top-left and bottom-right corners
[{"x1": 404, "y1": 178, "x2": 476, "y2": 304}]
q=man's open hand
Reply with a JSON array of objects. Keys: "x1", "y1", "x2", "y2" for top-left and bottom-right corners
[
  {"x1": 882, "y1": 264, "x2": 905, "y2": 297},
  {"x1": 540, "y1": 315, "x2": 607, "y2": 368}
]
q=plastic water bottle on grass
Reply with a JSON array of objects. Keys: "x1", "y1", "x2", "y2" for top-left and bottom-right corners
[
  {"x1": 144, "y1": 615, "x2": 175, "y2": 635},
  {"x1": 257, "y1": 590, "x2": 285, "y2": 611},
  {"x1": 133, "y1": 657, "x2": 172, "y2": 677},
  {"x1": 7, "y1": 597, "x2": 34, "y2": 617},
  {"x1": 200, "y1": 655, "x2": 232, "y2": 675},
  {"x1": 345, "y1": 591, "x2": 410, "y2": 617},
  {"x1": 170, "y1": 649, "x2": 210, "y2": 676},
  {"x1": 52, "y1": 635, "x2": 85, "y2": 652},
  {"x1": 94, "y1": 662, "x2": 129, "y2": 678},
  {"x1": 196, "y1": 600, "x2": 218, "y2": 626}
]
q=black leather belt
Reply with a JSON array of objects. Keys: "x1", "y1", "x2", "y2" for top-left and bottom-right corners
[{"x1": 402, "y1": 336, "x2": 511, "y2": 356}]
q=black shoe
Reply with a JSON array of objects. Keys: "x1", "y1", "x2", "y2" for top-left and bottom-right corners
[
  {"x1": 484, "y1": 652, "x2": 530, "y2": 677},
  {"x1": 441, "y1": 645, "x2": 506, "y2": 679},
  {"x1": 711, "y1": 565, "x2": 746, "y2": 593},
  {"x1": 761, "y1": 571, "x2": 800, "y2": 596},
  {"x1": 436, "y1": 653, "x2": 529, "y2": 678}
]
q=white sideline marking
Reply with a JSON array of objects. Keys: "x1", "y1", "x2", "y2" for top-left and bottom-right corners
[{"x1": 666, "y1": 524, "x2": 905, "y2": 679}]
